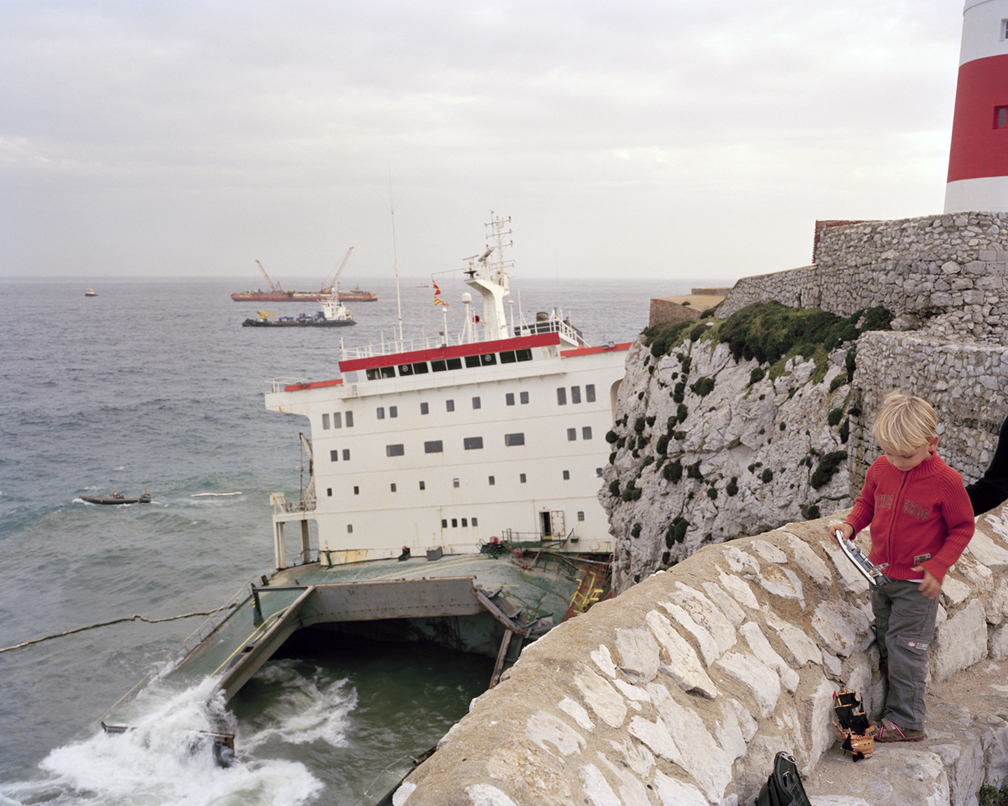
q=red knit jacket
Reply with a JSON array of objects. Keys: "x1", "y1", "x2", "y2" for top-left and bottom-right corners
[{"x1": 845, "y1": 452, "x2": 974, "y2": 583}]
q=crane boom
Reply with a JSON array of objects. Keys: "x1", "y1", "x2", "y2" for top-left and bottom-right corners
[
  {"x1": 322, "y1": 247, "x2": 354, "y2": 293},
  {"x1": 255, "y1": 260, "x2": 281, "y2": 292}
]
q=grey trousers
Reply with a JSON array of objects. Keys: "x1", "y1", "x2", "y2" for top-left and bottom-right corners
[{"x1": 871, "y1": 579, "x2": 940, "y2": 731}]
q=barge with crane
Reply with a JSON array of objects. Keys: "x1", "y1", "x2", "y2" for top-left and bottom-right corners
[{"x1": 230, "y1": 248, "x2": 378, "y2": 303}]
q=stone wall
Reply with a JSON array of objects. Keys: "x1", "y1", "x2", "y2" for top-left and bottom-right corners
[
  {"x1": 392, "y1": 512, "x2": 1008, "y2": 806},
  {"x1": 718, "y1": 214, "x2": 1008, "y2": 340},
  {"x1": 849, "y1": 329, "x2": 1008, "y2": 489}
]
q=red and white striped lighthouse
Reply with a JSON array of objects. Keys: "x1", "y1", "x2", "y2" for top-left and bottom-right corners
[{"x1": 944, "y1": 0, "x2": 1008, "y2": 213}]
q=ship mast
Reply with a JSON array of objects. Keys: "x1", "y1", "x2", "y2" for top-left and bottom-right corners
[{"x1": 464, "y1": 213, "x2": 513, "y2": 342}]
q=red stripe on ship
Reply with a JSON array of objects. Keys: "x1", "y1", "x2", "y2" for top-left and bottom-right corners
[{"x1": 947, "y1": 53, "x2": 1008, "y2": 182}]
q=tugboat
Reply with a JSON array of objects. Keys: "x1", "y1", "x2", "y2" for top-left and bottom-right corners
[
  {"x1": 242, "y1": 293, "x2": 354, "y2": 327},
  {"x1": 84, "y1": 288, "x2": 97, "y2": 297}
]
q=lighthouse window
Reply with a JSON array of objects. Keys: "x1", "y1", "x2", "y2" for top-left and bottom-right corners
[
  {"x1": 506, "y1": 393, "x2": 515, "y2": 406},
  {"x1": 571, "y1": 386, "x2": 581, "y2": 404},
  {"x1": 583, "y1": 426, "x2": 593, "y2": 440},
  {"x1": 345, "y1": 412, "x2": 354, "y2": 427},
  {"x1": 557, "y1": 388, "x2": 567, "y2": 405},
  {"x1": 420, "y1": 402, "x2": 429, "y2": 415},
  {"x1": 586, "y1": 384, "x2": 596, "y2": 402},
  {"x1": 520, "y1": 391, "x2": 529, "y2": 404},
  {"x1": 333, "y1": 412, "x2": 342, "y2": 428},
  {"x1": 424, "y1": 440, "x2": 443, "y2": 453},
  {"x1": 446, "y1": 399, "x2": 455, "y2": 412},
  {"x1": 386, "y1": 444, "x2": 405, "y2": 457},
  {"x1": 322, "y1": 413, "x2": 330, "y2": 429},
  {"x1": 377, "y1": 407, "x2": 385, "y2": 420},
  {"x1": 330, "y1": 450, "x2": 339, "y2": 462},
  {"x1": 504, "y1": 433, "x2": 525, "y2": 446},
  {"x1": 464, "y1": 436, "x2": 484, "y2": 450},
  {"x1": 998, "y1": 106, "x2": 1008, "y2": 128},
  {"x1": 390, "y1": 406, "x2": 398, "y2": 418},
  {"x1": 567, "y1": 428, "x2": 577, "y2": 441}
]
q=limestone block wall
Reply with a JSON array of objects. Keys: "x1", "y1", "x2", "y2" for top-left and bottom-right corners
[
  {"x1": 718, "y1": 214, "x2": 1008, "y2": 339},
  {"x1": 849, "y1": 330, "x2": 1008, "y2": 489},
  {"x1": 392, "y1": 514, "x2": 1008, "y2": 806}
]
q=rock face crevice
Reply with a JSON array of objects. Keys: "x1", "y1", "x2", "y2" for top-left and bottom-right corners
[{"x1": 394, "y1": 513, "x2": 1008, "y2": 806}]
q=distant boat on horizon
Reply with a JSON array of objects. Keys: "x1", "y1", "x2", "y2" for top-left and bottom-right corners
[{"x1": 85, "y1": 288, "x2": 97, "y2": 297}]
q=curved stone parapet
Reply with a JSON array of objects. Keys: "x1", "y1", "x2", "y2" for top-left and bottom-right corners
[{"x1": 392, "y1": 510, "x2": 1008, "y2": 806}]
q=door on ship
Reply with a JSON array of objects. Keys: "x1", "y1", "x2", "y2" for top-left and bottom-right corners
[
  {"x1": 540, "y1": 511, "x2": 552, "y2": 538},
  {"x1": 539, "y1": 510, "x2": 565, "y2": 540}
]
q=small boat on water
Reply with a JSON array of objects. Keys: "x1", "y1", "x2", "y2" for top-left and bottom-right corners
[
  {"x1": 85, "y1": 288, "x2": 97, "y2": 297},
  {"x1": 80, "y1": 490, "x2": 151, "y2": 505},
  {"x1": 338, "y1": 285, "x2": 378, "y2": 302},
  {"x1": 242, "y1": 293, "x2": 355, "y2": 328}
]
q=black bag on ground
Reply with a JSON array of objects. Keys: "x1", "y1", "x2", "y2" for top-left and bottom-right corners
[{"x1": 755, "y1": 751, "x2": 812, "y2": 806}]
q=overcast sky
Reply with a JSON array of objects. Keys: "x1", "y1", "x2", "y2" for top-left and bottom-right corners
[{"x1": 0, "y1": 1, "x2": 965, "y2": 286}]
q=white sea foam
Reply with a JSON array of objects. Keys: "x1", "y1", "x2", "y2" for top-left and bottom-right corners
[
  {"x1": 0, "y1": 677, "x2": 325, "y2": 806},
  {"x1": 239, "y1": 661, "x2": 358, "y2": 752}
]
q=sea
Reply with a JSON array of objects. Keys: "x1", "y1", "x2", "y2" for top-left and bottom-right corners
[{"x1": 0, "y1": 273, "x2": 697, "y2": 806}]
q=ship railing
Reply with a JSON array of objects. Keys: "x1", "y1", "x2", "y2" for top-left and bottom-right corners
[
  {"x1": 268, "y1": 377, "x2": 312, "y2": 394},
  {"x1": 512, "y1": 318, "x2": 585, "y2": 346},
  {"x1": 98, "y1": 579, "x2": 258, "y2": 721},
  {"x1": 281, "y1": 499, "x2": 316, "y2": 513}
]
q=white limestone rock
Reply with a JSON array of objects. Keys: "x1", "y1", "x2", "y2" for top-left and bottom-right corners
[
  {"x1": 715, "y1": 651, "x2": 781, "y2": 719},
  {"x1": 702, "y1": 580, "x2": 748, "y2": 627},
  {"x1": 718, "y1": 570, "x2": 761, "y2": 610},
  {"x1": 781, "y1": 530, "x2": 834, "y2": 588},
  {"x1": 652, "y1": 772, "x2": 708, "y2": 806},
  {"x1": 574, "y1": 669, "x2": 628, "y2": 728},
  {"x1": 670, "y1": 583, "x2": 738, "y2": 654},
  {"x1": 525, "y1": 710, "x2": 587, "y2": 757},
  {"x1": 811, "y1": 600, "x2": 872, "y2": 657},
  {"x1": 765, "y1": 610, "x2": 824, "y2": 667},
  {"x1": 934, "y1": 599, "x2": 988, "y2": 681},
  {"x1": 740, "y1": 621, "x2": 800, "y2": 692},
  {"x1": 614, "y1": 626, "x2": 660, "y2": 683},
  {"x1": 645, "y1": 610, "x2": 718, "y2": 698},
  {"x1": 660, "y1": 601, "x2": 721, "y2": 665}
]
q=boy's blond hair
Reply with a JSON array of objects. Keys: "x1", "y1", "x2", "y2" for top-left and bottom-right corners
[{"x1": 872, "y1": 391, "x2": 937, "y2": 453}]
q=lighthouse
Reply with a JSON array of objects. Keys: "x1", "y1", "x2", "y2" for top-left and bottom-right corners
[{"x1": 944, "y1": 0, "x2": 1008, "y2": 213}]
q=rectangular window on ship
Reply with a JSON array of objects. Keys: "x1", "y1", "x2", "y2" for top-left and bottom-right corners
[
  {"x1": 386, "y1": 444, "x2": 405, "y2": 457},
  {"x1": 583, "y1": 426, "x2": 592, "y2": 440},
  {"x1": 464, "y1": 436, "x2": 484, "y2": 450},
  {"x1": 504, "y1": 433, "x2": 525, "y2": 446},
  {"x1": 586, "y1": 384, "x2": 596, "y2": 403},
  {"x1": 377, "y1": 407, "x2": 385, "y2": 420},
  {"x1": 998, "y1": 106, "x2": 1008, "y2": 128},
  {"x1": 345, "y1": 411, "x2": 354, "y2": 427},
  {"x1": 557, "y1": 388, "x2": 567, "y2": 405},
  {"x1": 424, "y1": 440, "x2": 443, "y2": 454},
  {"x1": 333, "y1": 412, "x2": 342, "y2": 428},
  {"x1": 571, "y1": 386, "x2": 581, "y2": 404},
  {"x1": 506, "y1": 393, "x2": 515, "y2": 406},
  {"x1": 322, "y1": 413, "x2": 330, "y2": 429},
  {"x1": 330, "y1": 450, "x2": 339, "y2": 462}
]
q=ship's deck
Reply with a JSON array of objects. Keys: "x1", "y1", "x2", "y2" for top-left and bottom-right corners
[{"x1": 103, "y1": 548, "x2": 609, "y2": 727}]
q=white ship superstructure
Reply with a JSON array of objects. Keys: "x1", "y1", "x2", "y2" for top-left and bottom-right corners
[{"x1": 265, "y1": 215, "x2": 631, "y2": 569}]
